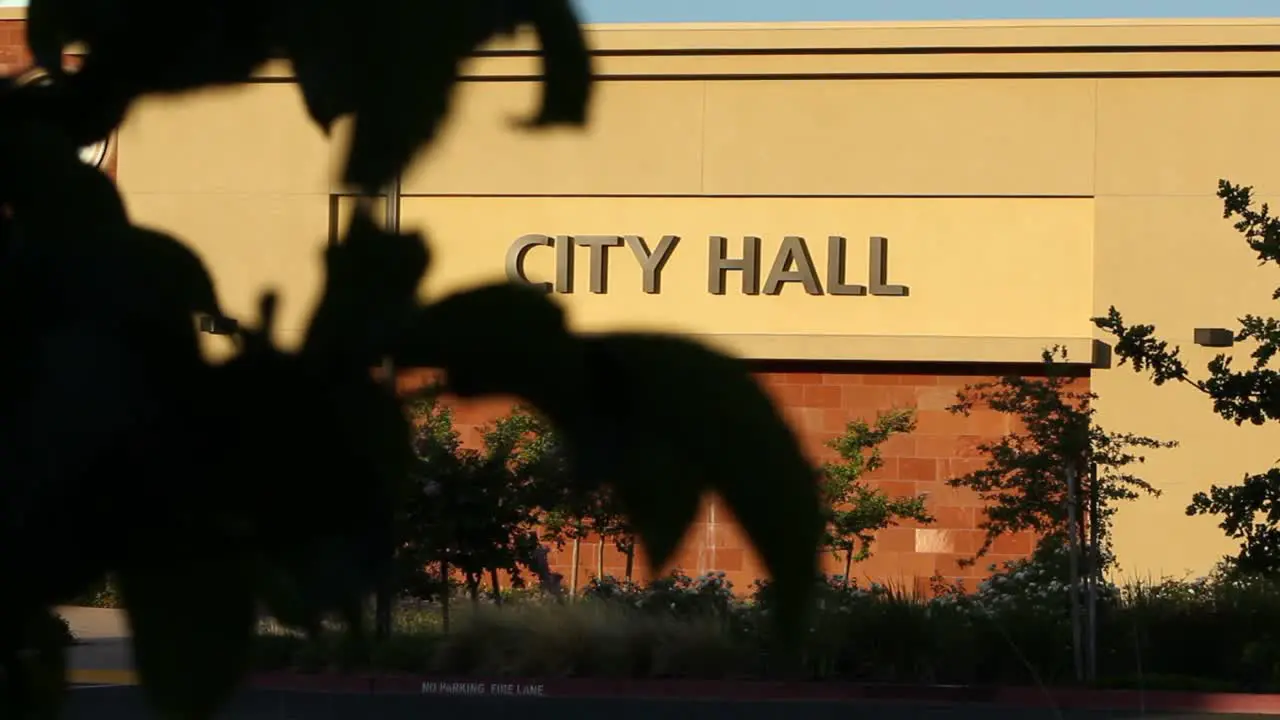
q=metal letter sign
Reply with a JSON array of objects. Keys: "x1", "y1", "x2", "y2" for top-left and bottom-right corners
[{"x1": 505, "y1": 234, "x2": 909, "y2": 296}]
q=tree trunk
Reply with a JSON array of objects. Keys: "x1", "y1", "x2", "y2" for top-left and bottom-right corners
[
  {"x1": 1076, "y1": 494, "x2": 1089, "y2": 558},
  {"x1": 842, "y1": 548, "x2": 854, "y2": 589},
  {"x1": 569, "y1": 537, "x2": 581, "y2": 598},
  {"x1": 488, "y1": 568, "x2": 502, "y2": 605},
  {"x1": 596, "y1": 536, "x2": 606, "y2": 581},
  {"x1": 440, "y1": 557, "x2": 451, "y2": 633},
  {"x1": 374, "y1": 581, "x2": 393, "y2": 641},
  {"x1": 624, "y1": 543, "x2": 635, "y2": 582},
  {"x1": 1064, "y1": 464, "x2": 1085, "y2": 683},
  {"x1": 374, "y1": 355, "x2": 398, "y2": 641},
  {"x1": 467, "y1": 574, "x2": 480, "y2": 606},
  {"x1": 1086, "y1": 461, "x2": 1101, "y2": 682}
]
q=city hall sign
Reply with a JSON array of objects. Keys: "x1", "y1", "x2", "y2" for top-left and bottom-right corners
[{"x1": 504, "y1": 235, "x2": 909, "y2": 297}]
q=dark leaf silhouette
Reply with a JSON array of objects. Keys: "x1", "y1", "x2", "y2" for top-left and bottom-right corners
[
  {"x1": 509, "y1": 0, "x2": 593, "y2": 129},
  {"x1": 209, "y1": 295, "x2": 413, "y2": 619},
  {"x1": 321, "y1": 0, "x2": 594, "y2": 192},
  {"x1": 0, "y1": 609, "x2": 68, "y2": 720},
  {"x1": 1, "y1": 1, "x2": 820, "y2": 716},
  {"x1": 26, "y1": 0, "x2": 271, "y2": 145},
  {"x1": 118, "y1": 556, "x2": 255, "y2": 720},
  {"x1": 395, "y1": 282, "x2": 586, "y2": 420},
  {"x1": 397, "y1": 292, "x2": 821, "y2": 635},
  {"x1": 278, "y1": 0, "x2": 359, "y2": 133},
  {"x1": 581, "y1": 335, "x2": 822, "y2": 637},
  {"x1": 303, "y1": 203, "x2": 430, "y2": 367}
]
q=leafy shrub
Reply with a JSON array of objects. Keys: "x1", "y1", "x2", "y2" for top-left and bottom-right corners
[
  {"x1": 425, "y1": 600, "x2": 750, "y2": 679},
  {"x1": 959, "y1": 539, "x2": 1122, "y2": 616},
  {"x1": 634, "y1": 571, "x2": 739, "y2": 619},
  {"x1": 579, "y1": 575, "x2": 645, "y2": 603},
  {"x1": 51, "y1": 615, "x2": 75, "y2": 648},
  {"x1": 1104, "y1": 566, "x2": 1280, "y2": 690},
  {"x1": 251, "y1": 563, "x2": 1280, "y2": 690},
  {"x1": 68, "y1": 578, "x2": 122, "y2": 609}
]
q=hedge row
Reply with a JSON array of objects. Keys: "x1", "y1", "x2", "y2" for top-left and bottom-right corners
[{"x1": 249, "y1": 546, "x2": 1280, "y2": 691}]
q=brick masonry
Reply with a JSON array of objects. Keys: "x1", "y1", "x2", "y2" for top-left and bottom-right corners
[
  {"x1": 0, "y1": 20, "x2": 29, "y2": 75},
  {"x1": 399, "y1": 363, "x2": 1088, "y2": 596}
]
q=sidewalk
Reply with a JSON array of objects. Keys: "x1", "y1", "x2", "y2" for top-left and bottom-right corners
[{"x1": 58, "y1": 606, "x2": 137, "y2": 686}]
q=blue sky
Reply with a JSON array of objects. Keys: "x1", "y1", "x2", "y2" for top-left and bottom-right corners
[{"x1": 574, "y1": 0, "x2": 1279, "y2": 23}]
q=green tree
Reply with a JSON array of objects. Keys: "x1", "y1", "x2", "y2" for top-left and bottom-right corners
[
  {"x1": 504, "y1": 406, "x2": 643, "y2": 589},
  {"x1": 612, "y1": 517, "x2": 641, "y2": 583},
  {"x1": 528, "y1": 414, "x2": 634, "y2": 591},
  {"x1": 0, "y1": 2, "x2": 825, "y2": 717},
  {"x1": 945, "y1": 347, "x2": 1174, "y2": 566},
  {"x1": 820, "y1": 407, "x2": 933, "y2": 586},
  {"x1": 399, "y1": 393, "x2": 553, "y2": 604},
  {"x1": 1094, "y1": 180, "x2": 1280, "y2": 577},
  {"x1": 394, "y1": 390, "x2": 460, "y2": 604},
  {"x1": 473, "y1": 408, "x2": 561, "y2": 599}
]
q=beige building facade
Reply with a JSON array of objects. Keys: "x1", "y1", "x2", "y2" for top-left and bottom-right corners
[{"x1": 4, "y1": 11, "x2": 1280, "y2": 588}]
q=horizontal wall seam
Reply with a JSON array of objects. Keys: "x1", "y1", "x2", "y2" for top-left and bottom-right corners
[
  {"x1": 459, "y1": 70, "x2": 1280, "y2": 82},
  {"x1": 679, "y1": 334, "x2": 1100, "y2": 364},
  {"x1": 242, "y1": 70, "x2": 1280, "y2": 83},
  {"x1": 469, "y1": 43, "x2": 1280, "y2": 58},
  {"x1": 376, "y1": 193, "x2": 1097, "y2": 200}
]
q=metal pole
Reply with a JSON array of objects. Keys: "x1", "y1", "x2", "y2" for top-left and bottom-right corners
[
  {"x1": 1064, "y1": 464, "x2": 1085, "y2": 683},
  {"x1": 373, "y1": 175, "x2": 402, "y2": 641},
  {"x1": 383, "y1": 175, "x2": 401, "y2": 241},
  {"x1": 440, "y1": 557, "x2": 451, "y2": 633},
  {"x1": 1086, "y1": 461, "x2": 1100, "y2": 682}
]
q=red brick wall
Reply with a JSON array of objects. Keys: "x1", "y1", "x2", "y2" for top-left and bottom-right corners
[
  {"x1": 1, "y1": 19, "x2": 30, "y2": 75},
  {"x1": 753, "y1": 363, "x2": 1073, "y2": 593},
  {"x1": 399, "y1": 362, "x2": 1088, "y2": 596}
]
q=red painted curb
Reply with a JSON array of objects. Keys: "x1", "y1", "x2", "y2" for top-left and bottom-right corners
[{"x1": 242, "y1": 672, "x2": 1280, "y2": 715}]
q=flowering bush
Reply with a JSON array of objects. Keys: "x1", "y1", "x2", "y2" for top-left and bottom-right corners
[
  {"x1": 640, "y1": 571, "x2": 738, "y2": 617},
  {"x1": 934, "y1": 539, "x2": 1122, "y2": 618},
  {"x1": 579, "y1": 575, "x2": 645, "y2": 603},
  {"x1": 748, "y1": 575, "x2": 891, "y2": 630},
  {"x1": 584, "y1": 571, "x2": 740, "y2": 621}
]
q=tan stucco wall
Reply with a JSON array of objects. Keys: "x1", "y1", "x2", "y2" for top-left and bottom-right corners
[
  {"x1": 75, "y1": 15, "x2": 1280, "y2": 579},
  {"x1": 1091, "y1": 74, "x2": 1280, "y2": 581},
  {"x1": 394, "y1": 196, "x2": 1094, "y2": 353}
]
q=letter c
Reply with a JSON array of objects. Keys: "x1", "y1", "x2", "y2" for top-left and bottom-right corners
[{"x1": 506, "y1": 234, "x2": 553, "y2": 293}]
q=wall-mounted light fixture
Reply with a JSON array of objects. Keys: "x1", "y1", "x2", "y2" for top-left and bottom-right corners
[
  {"x1": 1091, "y1": 339, "x2": 1113, "y2": 369},
  {"x1": 197, "y1": 314, "x2": 239, "y2": 336},
  {"x1": 1193, "y1": 328, "x2": 1234, "y2": 348}
]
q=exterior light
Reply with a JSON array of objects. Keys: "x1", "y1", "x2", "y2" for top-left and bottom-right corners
[
  {"x1": 197, "y1": 314, "x2": 239, "y2": 336},
  {"x1": 1091, "y1": 339, "x2": 1113, "y2": 369},
  {"x1": 14, "y1": 67, "x2": 114, "y2": 170},
  {"x1": 1193, "y1": 328, "x2": 1234, "y2": 348}
]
